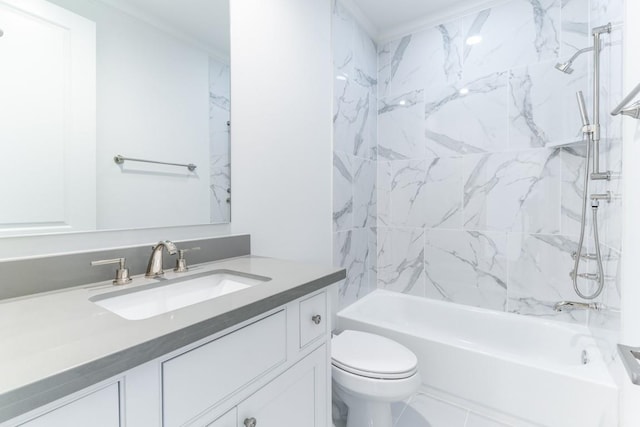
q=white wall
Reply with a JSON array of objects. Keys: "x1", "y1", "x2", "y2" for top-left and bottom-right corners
[
  {"x1": 0, "y1": 0, "x2": 234, "y2": 260},
  {"x1": 229, "y1": 0, "x2": 333, "y2": 265},
  {"x1": 46, "y1": 0, "x2": 211, "y2": 230},
  {"x1": 620, "y1": 0, "x2": 640, "y2": 424}
]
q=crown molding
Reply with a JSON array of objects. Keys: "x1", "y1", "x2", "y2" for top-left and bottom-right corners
[{"x1": 337, "y1": 0, "x2": 379, "y2": 41}]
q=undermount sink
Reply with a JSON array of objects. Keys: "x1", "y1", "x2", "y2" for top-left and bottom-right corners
[{"x1": 90, "y1": 270, "x2": 270, "y2": 320}]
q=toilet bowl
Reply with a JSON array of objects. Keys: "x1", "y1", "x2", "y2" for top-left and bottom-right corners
[{"x1": 331, "y1": 330, "x2": 421, "y2": 427}]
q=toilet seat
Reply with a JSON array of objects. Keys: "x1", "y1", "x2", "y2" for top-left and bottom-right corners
[{"x1": 331, "y1": 330, "x2": 418, "y2": 380}]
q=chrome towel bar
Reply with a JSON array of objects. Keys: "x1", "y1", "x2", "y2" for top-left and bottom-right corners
[
  {"x1": 611, "y1": 82, "x2": 640, "y2": 119},
  {"x1": 114, "y1": 154, "x2": 197, "y2": 171}
]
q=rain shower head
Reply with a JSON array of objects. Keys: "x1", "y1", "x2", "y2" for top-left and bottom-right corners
[
  {"x1": 554, "y1": 46, "x2": 595, "y2": 74},
  {"x1": 555, "y1": 62, "x2": 574, "y2": 74}
]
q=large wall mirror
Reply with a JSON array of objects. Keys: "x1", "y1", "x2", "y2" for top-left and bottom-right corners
[{"x1": 0, "y1": 0, "x2": 230, "y2": 237}]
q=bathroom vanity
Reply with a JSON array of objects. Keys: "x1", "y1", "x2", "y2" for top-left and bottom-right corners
[{"x1": 0, "y1": 250, "x2": 344, "y2": 426}]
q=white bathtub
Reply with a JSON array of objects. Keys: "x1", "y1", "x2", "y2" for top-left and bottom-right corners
[{"x1": 336, "y1": 290, "x2": 618, "y2": 427}]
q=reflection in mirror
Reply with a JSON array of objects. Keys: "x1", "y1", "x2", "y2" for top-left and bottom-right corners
[{"x1": 0, "y1": 0, "x2": 230, "y2": 237}]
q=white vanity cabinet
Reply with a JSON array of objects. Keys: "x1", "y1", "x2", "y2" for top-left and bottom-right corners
[
  {"x1": 206, "y1": 409, "x2": 236, "y2": 427},
  {"x1": 14, "y1": 383, "x2": 121, "y2": 427},
  {"x1": 236, "y1": 345, "x2": 327, "y2": 427},
  {"x1": 3, "y1": 289, "x2": 330, "y2": 427}
]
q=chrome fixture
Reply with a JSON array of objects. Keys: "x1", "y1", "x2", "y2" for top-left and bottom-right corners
[
  {"x1": 145, "y1": 240, "x2": 178, "y2": 277},
  {"x1": 569, "y1": 91, "x2": 606, "y2": 299},
  {"x1": 114, "y1": 154, "x2": 197, "y2": 172},
  {"x1": 559, "y1": 23, "x2": 613, "y2": 301},
  {"x1": 0, "y1": 28, "x2": 4, "y2": 37},
  {"x1": 174, "y1": 247, "x2": 200, "y2": 273},
  {"x1": 611, "y1": 81, "x2": 640, "y2": 119},
  {"x1": 557, "y1": 24, "x2": 612, "y2": 179},
  {"x1": 554, "y1": 46, "x2": 594, "y2": 74},
  {"x1": 591, "y1": 192, "x2": 612, "y2": 202},
  {"x1": 590, "y1": 23, "x2": 612, "y2": 179},
  {"x1": 91, "y1": 257, "x2": 132, "y2": 285},
  {"x1": 553, "y1": 301, "x2": 601, "y2": 312}
]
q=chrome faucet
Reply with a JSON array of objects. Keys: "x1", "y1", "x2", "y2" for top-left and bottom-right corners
[
  {"x1": 145, "y1": 240, "x2": 178, "y2": 277},
  {"x1": 553, "y1": 301, "x2": 601, "y2": 312}
]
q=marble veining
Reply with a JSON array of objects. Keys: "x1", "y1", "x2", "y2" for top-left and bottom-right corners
[
  {"x1": 508, "y1": 61, "x2": 586, "y2": 149},
  {"x1": 333, "y1": 151, "x2": 353, "y2": 231},
  {"x1": 353, "y1": 158, "x2": 376, "y2": 228},
  {"x1": 377, "y1": 227, "x2": 426, "y2": 296},
  {"x1": 424, "y1": 229, "x2": 507, "y2": 310},
  {"x1": 334, "y1": 78, "x2": 374, "y2": 159},
  {"x1": 425, "y1": 72, "x2": 508, "y2": 156},
  {"x1": 366, "y1": 0, "x2": 623, "y2": 329},
  {"x1": 462, "y1": 0, "x2": 560, "y2": 80},
  {"x1": 390, "y1": 157, "x2": 462, "y2": 229},
  {"x1": 332, "y1": 2, "x2": 378, "y2": 305},
  {"x1": 209, "y1": 57, "x2": 231, "y2": 223},
  {"x1": 334, "y1": 228, "x2": 371, "y2": 308},
  {"x1": 560, "y1": 145, "x2": 587, "y2": 236},
  {"x1": 463, "y1": 149, "x2": 561, "y2": 233},
  {"x1": 209, "y1": 156, "x2": 230, "y2": 224},
  {"x1": 378, "y1": 90, "x2": 425, "y2": 160},
  {"x1": 560, "y1": 0, "x2": 589, "y2": 57},
  {"x1": 507, "y1": 233, "x2": 586, "y2": 323}
]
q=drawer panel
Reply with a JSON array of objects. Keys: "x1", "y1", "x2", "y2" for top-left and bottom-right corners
[
  {"x1": 20, "y1": 383, "x2": 120, "y2": 427},
  {"x1": 162, "y1": 311, "x2": 286, "y2": 427},
  {"x1": 299, "y1": 292, "x2": 326, "y2": 348}
]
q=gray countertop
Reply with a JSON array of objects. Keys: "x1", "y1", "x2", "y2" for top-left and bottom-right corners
[{"x1": 0, "y1": 255, "x2": 345, "y2": 422}]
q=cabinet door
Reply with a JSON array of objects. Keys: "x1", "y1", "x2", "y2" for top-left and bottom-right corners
[
  {"x1": 19, "y1": 383, "x2": 120, "y2": 427},
  {"x1": 207, "y1": 408, "x2": 236, "y2": 427},
  {"x1": 237, "y1": 345, "x2": 327, "y2": 427},
  {"x1": 0, "y1": 0, "x2": 96, "y2": 236}
]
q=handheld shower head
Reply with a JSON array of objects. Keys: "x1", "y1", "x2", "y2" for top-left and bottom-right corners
[{"x1": 576, "y1": 91, "x2": 590, "y2": 127}]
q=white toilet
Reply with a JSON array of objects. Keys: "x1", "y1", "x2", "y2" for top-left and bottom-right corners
[{"x1": 331, "y1": 330, "x2": 421, "y2": 427}]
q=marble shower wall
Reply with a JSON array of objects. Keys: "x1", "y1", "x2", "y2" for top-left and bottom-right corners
[
  {"x1": 209, "y1": 58, "x2": 231, "y2": 223},
  {"x1": 332, "y1": 2, "x2": 378, "y2": 308},
  {"x1": 376, "y1": 0, "x2": 624, "y2": 327}
]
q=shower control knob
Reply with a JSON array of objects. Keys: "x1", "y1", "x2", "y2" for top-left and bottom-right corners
[
  {"x1": 312, "y1": 315, "x2": 322, "y2": 325},
  {"x1": 244, "y1": 417, "x2": 257, "y2": 427}
]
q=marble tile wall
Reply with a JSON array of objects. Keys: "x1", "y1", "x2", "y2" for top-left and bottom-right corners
[
  {"x1": 209, "y1": 58, "x2": 231, "y2": 223},
  {"x1": 375, "y1": 0, "x2": 624, "y2": 328},
  {"x1": 332, "y1": 1, "x2": 378, "y2": 309}
]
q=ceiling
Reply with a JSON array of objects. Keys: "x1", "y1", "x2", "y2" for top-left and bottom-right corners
[{"x1": 101, "y1": 0, "x2": 229, "y2": 58}]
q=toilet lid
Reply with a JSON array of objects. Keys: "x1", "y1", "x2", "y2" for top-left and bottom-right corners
[{"x1": 331, "y1": 330, "x2": 418, "y2": 380}]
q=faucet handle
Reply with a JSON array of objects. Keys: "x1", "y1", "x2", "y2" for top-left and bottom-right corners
[
  {"x1": 91, "y1": 257, "x2": 133, "y2": 285},
  {"x1": 174, "y1": 247, "x2": 200, "y2": 273}
]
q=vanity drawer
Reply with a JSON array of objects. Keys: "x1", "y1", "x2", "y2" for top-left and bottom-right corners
[
  {"x1": 299, "y1": 292, "x2": 326, "y2": 348},
  {"x1": 20, "y1": 383, "x2": 120, "y2": 427},
  {"x1": 162, "y1": 310, "x2": 286, "y2": 427}
]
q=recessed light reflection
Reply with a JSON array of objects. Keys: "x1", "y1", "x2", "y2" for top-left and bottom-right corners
[
  {"x1": 336, "y1": 75, "x2": 347, "y2": 81},
  {"x1": 398, "y1": 100, "x2": 407, "y2": 106},
  {"x1": 465, "y1": 35, "x2": 483, "y2": 46},
  {"x1": 459, "y1": 88, "x2": 469, "y2": 96}
]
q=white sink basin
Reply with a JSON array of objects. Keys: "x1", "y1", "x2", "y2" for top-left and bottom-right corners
[{"x1": 90, "y1": 271, "x2": 269, "y2": 320}]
